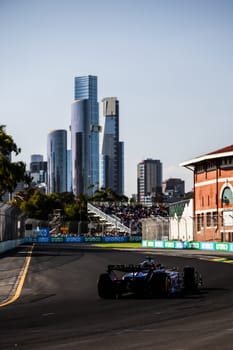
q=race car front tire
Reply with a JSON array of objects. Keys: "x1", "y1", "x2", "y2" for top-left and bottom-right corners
[{"x1": 183, "y1": 266, "x2": 198, "y2": 291}]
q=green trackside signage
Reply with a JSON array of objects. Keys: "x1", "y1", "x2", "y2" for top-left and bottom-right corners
[
  {"x1": 188, "y1": 242, "x2": 200, "y2": 249},
  {"x1": 23, "y1": 230, "x2": 233, "y2": 252},
  {"x1": 142, "y1": 240, "x2": 233, "y2": 252},
  {"x1": 51, "y1": 237, "x2": 64, "y2": 243},
  {"x1": 24, "y1": 231, "x2": 142, "y2": 244},
  {"x1": 129, "y1": 236, "x2": 142, "y2": 242},
  {"x1": 84, "y1": 236, "x2": 102, "y2": 243},
  {"x1": 142, "y1": 240, "x2": 185, "y2": 249},
  {"x1": 215, "y1": 242, "x2": 229, "y2": 252},
  {"x1": 164, "y1": 241, "x2": 175, "y2": 249}
]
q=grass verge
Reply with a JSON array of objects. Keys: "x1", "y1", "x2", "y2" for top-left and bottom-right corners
[{"x1": 93, "y1": 242, "x2": 142, "y2": 249}]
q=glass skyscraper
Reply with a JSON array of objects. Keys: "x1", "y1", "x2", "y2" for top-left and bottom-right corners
[
  {"x1": 47, "y1": 129, "x2": 67, "y2": 193},
  {"x1": 66, "y1": 149, "x2": 72, "y2": 192},
  {"x1": 101, "y1": 97, "x2": 124, "y2": 195},
  {"x1": 71, "y1": 75, "x2": 99, "y2": 196}
]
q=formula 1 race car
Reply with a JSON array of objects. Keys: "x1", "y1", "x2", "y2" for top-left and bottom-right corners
[{"x1": 97, "y1": 257, "x2": 203, "y2": 299}]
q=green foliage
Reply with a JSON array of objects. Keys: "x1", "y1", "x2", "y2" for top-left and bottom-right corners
[
  {"x1": 0, "y1": 125, "x2": 21, "y2": 156},
  {"x1": 0, "y1": 125, "x2": 31, "y2": 200},
  {"x1": 19, "y1": 191, "x2": 66, "y2": 220},
  {"x1": 15, "y1": 188, "x2": 88, "y2": 221},
  {"x1": 90, "y1": 187, "x2": 128, "y2": 203},
  {"x1": 129, "y1": 196, "x2": 136, "y2": 204},
  {"x1": 20, "y1": 190, "x2": 50, "y2": 220},
  {"x1": 64, "y1": 202, "x2": 81, "y2": 221}
]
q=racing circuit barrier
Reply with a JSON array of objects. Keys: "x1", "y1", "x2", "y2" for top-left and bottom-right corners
[
  {"x1": 142, "y1": 239, "x2": 233, "y2": 253},
  {"x1": 0, "y1": 238, "x2": 25, "y2": 254},
  {"x1": 1, "y1": 235, "x2": 233, "y2": 256},
  {"x1": 23, "y1": 228, "x2": 142, "y2": 244},
  {"x1": 22, "y1": 228, "x2": 233, "y2": 253}
]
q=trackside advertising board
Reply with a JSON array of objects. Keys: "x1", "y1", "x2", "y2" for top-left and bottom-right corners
[
  {"x1": 37, "y1": 228, "x2": 50, "y2": 243},
  {"x1": 24, "y1": 234, "x2": 142, "y2": 244},
  {"x1": 142, "y1": 240, "x2": 233, "y2": 252},
  {"x1": 23, "y1": 232, "x2": 232, "y2": 252}
]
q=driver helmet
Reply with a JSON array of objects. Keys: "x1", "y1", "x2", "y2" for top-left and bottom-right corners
[{"x1": 140, "y1": 257, "x2": 156, "y2": 269}]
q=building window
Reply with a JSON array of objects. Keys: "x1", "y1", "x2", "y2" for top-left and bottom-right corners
[
  {"x1": 206, "y1": 212, "x2": 211, "y2": 227},
  {"x1": 222, "y1": 187, "x2": 233, "y2": 205},
  {"x1": 212, "y1": 212, "x2": 218, "y2": 227},
  {"x1": 196, "y1": 164, "x2": 205, "y2": 173},
  {"x1": 201, "y1": 213, "x2": 204, "y2": 228},
  {"x1": 197, "y1": 214, "x2": 201, "y2": 231},
  {"x1": 221, "y1": 156, "x2": 233, "y2": 168},
  {"x1": 206, "y1": 160, "x2": 216, "y2": 170}
]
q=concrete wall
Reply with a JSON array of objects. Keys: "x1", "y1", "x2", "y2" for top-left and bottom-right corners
[{"x1": 0, "y1": 239, "x2": 25, "y2": 254}]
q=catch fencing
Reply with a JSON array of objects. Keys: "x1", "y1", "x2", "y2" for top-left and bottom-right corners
[
  {"x1": 141, "y1": 216, "x2": 170, "y2": 241},
  {"x1": 142, "y1": 214, "x2": 233, "y2": 243},
  {"x1": 0, "y1": 203, "x2": 25, "y2": 241}
]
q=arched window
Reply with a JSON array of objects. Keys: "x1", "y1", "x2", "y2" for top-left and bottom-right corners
[{"x1": 222, "y1": 187, "x2": 233, "y2": 204}]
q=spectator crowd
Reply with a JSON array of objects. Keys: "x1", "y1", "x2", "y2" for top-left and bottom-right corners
[{"x1": 96, "y1": 203, "x2": 169, "y2": 234}]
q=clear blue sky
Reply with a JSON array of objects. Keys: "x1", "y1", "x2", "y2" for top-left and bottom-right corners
[{"x1": 1, "y1": 0, "x2": 233, "y2": 196}]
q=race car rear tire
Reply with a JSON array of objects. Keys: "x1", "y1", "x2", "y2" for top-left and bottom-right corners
[
  {"x1": 149, "y1": 272, "x2": 170, "y2": 297},
  {"x1": 183, "y1": 266, "x2": 197, "y2": 290},
  {"x1": 97, "y1": 273, "x2": 117, "y2": 299}
]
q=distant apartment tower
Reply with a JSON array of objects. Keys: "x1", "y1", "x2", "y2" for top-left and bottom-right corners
[
  {"x1": 101, "y1": 97, "x2": 124, "y2": 195},
  {"x1": 47, "y1": 130, "x2": 67, "y2": 193},
  {"x1": 137, "y1": 159, "x2": 162, "y2": 203},
  {"x1": 71, "y1": 75, "x2": 100, "y2": 196},
  {"x1": 30, "y1": 154, "x2": 47, "y2": 188},
  {"x1": 163, "y1": 178, "x2": 185, "y2": 202}
]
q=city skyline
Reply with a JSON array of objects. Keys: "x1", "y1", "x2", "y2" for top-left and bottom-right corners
[{"x1": 1, "y1": 0, "x2": 233, "y2": 196}]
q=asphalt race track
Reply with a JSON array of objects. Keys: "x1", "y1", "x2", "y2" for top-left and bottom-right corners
[{"x1": 0, "y1": 244, "x2": 233, "y2": 350}]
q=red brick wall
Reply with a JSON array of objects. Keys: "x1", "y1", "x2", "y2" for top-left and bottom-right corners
[{"x1": 194, "y1": 167, "x2": 233, "y2": 241}]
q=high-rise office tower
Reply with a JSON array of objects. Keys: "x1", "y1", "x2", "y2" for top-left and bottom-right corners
[
  {"x1": 137, "y1": 159, "x2": 162, "y2": 203},
  {"x1": 66, "y1": 149, "x2": 72, "y2": 192},
  {"x1": 30, "y1": 154, "x2": 47, "y2": 188},
  {"x1": 101, "y1": 97, "x2": 124, "y2": 195},
  {"x1": 47, "y1": 130, "x2": 67, "y2": 193},
  {"x1": 71, "y1": 75, "x2": 99, "y2": 196}
]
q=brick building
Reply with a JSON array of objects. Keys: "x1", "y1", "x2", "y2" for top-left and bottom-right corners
[{"x1": 180, "y1": 145, "x2": 233, "y2": 242}]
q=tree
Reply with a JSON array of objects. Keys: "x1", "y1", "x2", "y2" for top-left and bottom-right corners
[
  {"x1": 20, "y1": 190, "x2": 49, "y2": 220},
  {"x1": 90, "y1": 187, "x2": 128, "y2": 203},
  {"x1": 0, "y1": 125, "x2": 31, "y2": 200}
]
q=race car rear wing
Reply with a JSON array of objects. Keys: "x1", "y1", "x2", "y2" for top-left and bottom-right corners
[{"x1": 107, "y1": 264, "x2": 149, "y2": 273}]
